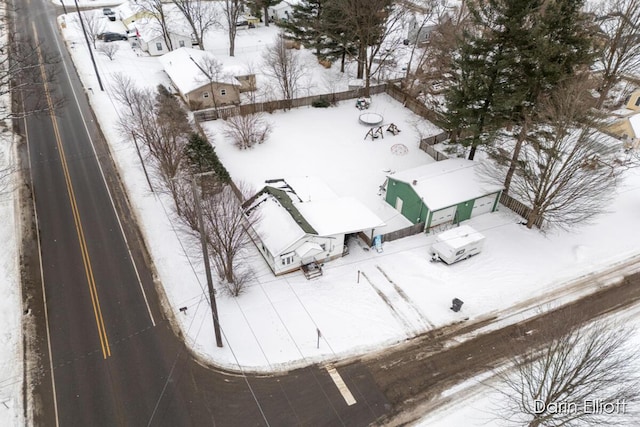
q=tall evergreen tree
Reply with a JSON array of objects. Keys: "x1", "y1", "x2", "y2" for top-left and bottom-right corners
[
  {"x1": 444, "y1": 0, "x2": 540, "y2": 160},
  {"x1": 281, "y1": 0, "x2": 327, "y2": 56},
  {"x1": 443, "y1": 0, "x2": 594, "y2": 167},
  {"x1": 246, "y1": 0, "x2": 282, "y2": 26},
  {"x1": 501, "y1": 0, "x2": 595, "y2": 193},
  {"x1": 184, "y1": 133, "x2": 231, "y2": 183}
]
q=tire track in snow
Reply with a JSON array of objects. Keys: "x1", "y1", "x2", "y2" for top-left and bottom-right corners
[
  {"x1": 360, "y1": 271, "x2": 413, "y2": 335},
  {"x1": 376, "y1": 265, "x2": 436, "y2": 329}
]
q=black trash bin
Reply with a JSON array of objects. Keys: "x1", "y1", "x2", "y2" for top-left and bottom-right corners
[{"x1": 451, "y1": 298, "x2": 464, "y2": 312}]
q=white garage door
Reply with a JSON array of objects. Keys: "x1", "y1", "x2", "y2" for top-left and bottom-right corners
[
  {"x1": 472, "y1": 194, "x2": 496, "y2": 217},
  {"x1": 430, "y1": 205, "x2": 457, "y2": 226}
]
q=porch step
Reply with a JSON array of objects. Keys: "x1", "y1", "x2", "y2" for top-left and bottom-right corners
[{"x1": 301, "y1": 262, "x2": 323, "y2": 280}]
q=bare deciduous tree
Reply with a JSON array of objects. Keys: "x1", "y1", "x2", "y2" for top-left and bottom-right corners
[
  {"x1": 200, "y1": 183, "x2": 259, "y2": 296},
  {"x1": 487, "y1": 76, "x2": 623, "y2": 229},
  {"x1": 97, "y1": 44, "x2": 119, "y2": 60},
  {"x1": 223, "y1": 113, "x2": 272, "y2": 149},
  {"x1": 171, "y1": 0, "x2": 219, "y2": 50},
  {"x1": 191, "y1": 54, "x2": 229, "y2": 110},
  {"x1": 1, "y1": 37, "x2": 62, "y2": 121},
  {"x1": 222, "y1": 0, "x2": 244, "y2": 56},
  {"x1": 150, "y1": 87, "x2": 192, "y2": 203},
  {"x1": 263, "y1": 34, "x2": 307, "y2": 100},
  {"x1": 494, "y1": 316, "x2": 640, "y2": 427},
  {"x1": 113, "y1": 78, "x2": 191, "y2": 207},
  {"x1": 592, "y1": 0, "x2": 640, "y2": 109},
  {"x1": 139, "y1": 0, "x2": 175, "y2": 51},
  {"x1": 75, "y1": 11, "x2": 105, "y2": 49},
  {"x1": 326, "y1": 0, "x2": 405, "y2": 95}
]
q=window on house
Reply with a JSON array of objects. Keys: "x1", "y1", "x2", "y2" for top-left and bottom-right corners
[
  {"x1": 635, "y1": 96, "x2": 640, "y2": 107},
  {"x1": 281, "y1": 254, "x2": 294, "y2": 265},
  {"x1": 203, "y1": 91, "x2": 210, "y2": 98},
  {"x1": 320, "y1": 243, "x2": 326, "y2": 251},
  {"x1": 156, "y1": 42, "x2": 163, "y2": 51},
  {"x1": 220, "y1": 89, "x2": 227, "y2": 96},
  {"x1": 179, "y1": 40, "x2": 185, "y2": 47}
]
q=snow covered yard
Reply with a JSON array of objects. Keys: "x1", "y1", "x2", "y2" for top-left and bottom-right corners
[
  {"x1": 203, "y1": 94, "x2": 441, "y2": 234},
  {"x1": 0, "y1": 115, "x2": 22, "y2": 425}
]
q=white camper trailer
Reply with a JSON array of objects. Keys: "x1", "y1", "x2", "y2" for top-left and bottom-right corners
[{"x1": 430, "y1": 225, "x2": 485, "y2": 265}]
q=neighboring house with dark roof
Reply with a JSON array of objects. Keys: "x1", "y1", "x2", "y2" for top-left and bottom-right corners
[
  {"x1": 243, "y1": 177, "x2": 385, "y2": 276},
  {"x1": 158, "y1": 47, "x2": 242, "y2": 110},
  {"x1": 384, "y1": 159, "x2": 503, "y2": 231}
]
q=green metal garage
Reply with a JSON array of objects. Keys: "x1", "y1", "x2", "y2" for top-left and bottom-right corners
[{"x1": 384, "y1": 159, "x2": 503, "y2": 231}]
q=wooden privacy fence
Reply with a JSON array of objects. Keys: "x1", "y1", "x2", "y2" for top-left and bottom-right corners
[
  {"x1": 384, "y1": 84, "x2": 445, "y2": 124},
  {"x1": 194, "y1": 84, "x2": 388, "y2": 121},
  {"x1": 420, "y1": 136, "x2": 450, "y2": 161},
  {"x1": 380, "y1": 222, "x2": 425, "y2": 243},
  {"x1": 499, "y1": 193, "x2": 544, "y2": 228}
]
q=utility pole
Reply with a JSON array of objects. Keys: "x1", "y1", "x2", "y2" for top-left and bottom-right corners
[
  {"x1": 191, "y1": 176, "x2": 223, "y2": 347},
  {"x1": 74, "y1": 0, "x2": 104, "y2": 91}
]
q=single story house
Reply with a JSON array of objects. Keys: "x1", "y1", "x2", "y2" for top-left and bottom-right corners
[
  {"x1": 158, "y1": 47, "x2": 242, "y2": 110},
  {"x1": 243, "y1": 177, "x2": 385, "y2": 276},
  {"x1": 127, "y1": 19, "x2": 192, "y2": 56},
  {"x1": 268, "y1": 1, "x2": 297, "y2": 22},
  {"x1": 406, "y1": 13, "x2": 439, "y2": 45},
  {"x1": 384, "y1": 159, "x2": 503, "y2": 231}
]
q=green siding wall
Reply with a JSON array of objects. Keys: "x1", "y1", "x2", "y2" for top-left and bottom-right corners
[
  {"x1": 456, "y1": 200, "x2": 474, "y2": 222},
  {"x1": 385, "y1": 178, "x2": 427, "y2": 224}
]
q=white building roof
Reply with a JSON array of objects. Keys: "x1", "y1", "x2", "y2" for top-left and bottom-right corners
[
  {"x1": 391, "y1": 159, "x2": 503, "y2": 211},
  {"x1": 158, "y1": 47, "x2": 240, "y2": 94},
  {"x1": 435, "y1": 225, "x2": 485, "y2": 250},
  {"x1": 246, "y1": 177, "x2": 385, "y2": 256},
  {"x1": 297, "y1": 197, "x2": 386, "y2": 236},
  {"x1": 248, "y1": 193, "x2": 307, "y2": 256},
  {"x1": 629, "y1": 114, "x2": 640, "y2": 138}
]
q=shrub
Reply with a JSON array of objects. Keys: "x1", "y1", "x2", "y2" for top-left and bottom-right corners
[{"x1": 312, "y1": 98, "x2": 330, "y2": 108}]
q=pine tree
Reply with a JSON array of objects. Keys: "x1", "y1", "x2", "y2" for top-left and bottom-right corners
[
  {"x1": 184, "y1": 133, "x2": 231, "y2": 183},
  {"x1": 246, "y1": 0, "x2": 282, "y2": 26},
  {"x1": 501, "y1": 0, "x2": 595, "y2": 193},
  {"x1": 280, "y1": 0, "x2": 327, "y2": 56},
  {"x1": 444, "y1": 0, "x2": 539, "y2": 160},
  {"x1": 443, "y1": 0, "x2": 594, "y2": 165}
]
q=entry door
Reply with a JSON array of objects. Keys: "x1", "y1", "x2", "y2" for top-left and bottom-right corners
[{"x1": 395, "y1": 197, "x2": 404, "y2": 212}]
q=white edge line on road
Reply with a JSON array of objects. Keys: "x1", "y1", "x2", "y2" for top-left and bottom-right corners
[
  {"x1": 326, "y1": 366, "x2": 357, "y2": 406},
  {"x1": 49, "y1": 20, "x2": 156, "y2": 327},
  {"x1": 25, "y1": 23, "x2": 60, "y2": 426}
]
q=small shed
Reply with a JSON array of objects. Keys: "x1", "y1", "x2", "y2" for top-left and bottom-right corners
[{"x1": 384, "y1": 159, "x2": 503, "y2": 231}]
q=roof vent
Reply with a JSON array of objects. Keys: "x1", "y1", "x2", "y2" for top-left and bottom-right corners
[{"x1": 412, "y1": 180, "x2": 417, "y2": 185}]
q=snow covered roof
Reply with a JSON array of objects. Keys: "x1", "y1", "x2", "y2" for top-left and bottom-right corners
[
  {"x1": 435, "y1": 225, "x2": 485, "y2": 250},
  {"x1": 158, "y1": 48, "x2": 240, "y2": 94},
  {"x1": 297, "y1": 197, "x2": 386, "y2": 236},
  {"x1": 390, "y1": 159, "x2": 503, "y2": 211},
  {"x1": 629, "y1": 114, "x2": 640, "y2": 138},
  {"x1": 244, "y1": 190, "x2": 309, "y2": 256},
  {"x1": 244, "y1": 178, "x2": 385, "y2": 255}
]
